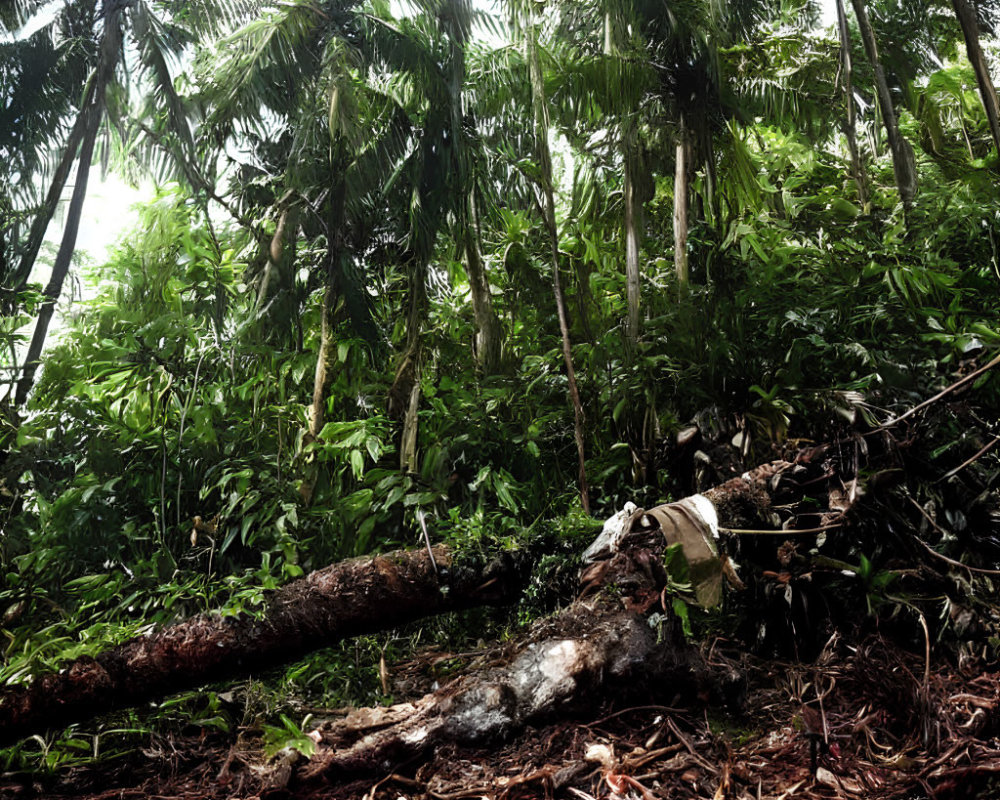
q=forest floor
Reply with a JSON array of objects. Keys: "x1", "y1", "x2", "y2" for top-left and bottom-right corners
[{"x1": 5, "y1": 630, "x2": 999, "y2": 800}]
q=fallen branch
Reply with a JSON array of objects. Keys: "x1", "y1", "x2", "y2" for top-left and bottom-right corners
[{"x1": 881, "y1": 351, "x2": 1000, "y2": 429}]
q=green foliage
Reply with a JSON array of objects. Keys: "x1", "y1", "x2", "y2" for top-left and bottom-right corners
[
  {"x1": 261, "y1": 714, "x2": 316, "y2": 759},
  {"x1": 3, "y1": 0, "x2": 1000, "y2": 770}
]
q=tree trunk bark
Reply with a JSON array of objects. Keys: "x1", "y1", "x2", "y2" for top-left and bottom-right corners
[
  {"x1": 300, "y1": 175, "x2": 347, "y2": 504},
  {"x1": 400, "y1": 372, "x2": 421, "y2": 473},
  {"x1": 674, "y1": 118, "x2": 689, "y2": 292},
  {"x1": 0, "y1": 547, "x2": 527, "y2": 748},
  {"x1": 303, "y1": 605, "x2": 707, "y2": 779},
  {"x1": 308, "y1": 279, "x2": 335, "y2": 441},
  {"x1": 836, "y1": 0, "x2": 870, "y2": 210},
  {"x1": 951, "y1": 0, "x2": 1000, "y2": 157},
  {"x1": 388, "y1": 256, "x2": 427, "y2": 472},
  {"x1": 526, "y1": 16, "x2": 590, "y2": 514},
  {"x1": 306, "y1": 175, "x2": 347, "y2": 442},
  {"x1": 463, "y1": 202, "x2": 502, "y2": 374},
  {"x1": 257, "y1": 203, "x2": 298, "y2": 314},
  {"x1": 848, "y1": 0, "x2": 917, "y2": 218}
]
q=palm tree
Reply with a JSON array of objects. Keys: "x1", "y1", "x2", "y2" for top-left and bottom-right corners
[
  {"x1": 5, "y1": 0, "x2": 254, "y2": 408},
  {"x1": 440, "y1": 0, "x2": 504, "y2": 374},
  {"x1": 13, "y1": 0, "x2": 125, "y2": 407},
  {"x1": 1, "y1": 2, "x2": 101, "y2": 306},
  {"x1": 836, "y1": 0, "x2": 870, "y2": 209}
]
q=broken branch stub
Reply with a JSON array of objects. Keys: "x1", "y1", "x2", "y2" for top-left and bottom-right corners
[{"x1": 584, "y1": 465, "x2": 781, "y2": 607}]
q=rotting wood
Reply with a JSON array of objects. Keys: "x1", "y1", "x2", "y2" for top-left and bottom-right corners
[{"x1": 300, "y1": 597, "x2": 738, "y2": 782}]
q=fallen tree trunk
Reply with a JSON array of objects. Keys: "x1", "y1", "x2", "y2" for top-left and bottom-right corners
[
  {"x1": 301, "y1": 602, "x2": 719, "y2": 781},
  {"x1": 0, "y1": 547, "x2": 526, "y2": 747},
  {"x1": 295, "y1": 469, "x2": 791, "y2": 782},
  {"x1": 0, "y1": 454, "x2": 829, "y2": 748}
]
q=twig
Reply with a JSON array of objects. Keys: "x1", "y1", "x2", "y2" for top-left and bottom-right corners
[
  {"x1": 416, "y1": 508, "x2": 439, "y2": 580},
  {"x1": 585, "y1": 705, "x2": 683, "y2": 728},
  {"x1": 907, "y1": 497, "x2": 1000, "y2": 575},
  {"x1": 917, "y1": 611, "x2": 930, "y2": 691},
  {"x1": 881, "y1": 352, "x2": 1000, "y2": 429},
  {"x1": 667, "y1": 718, "x2": 718, "y2": 775},
  {"x1": 722, "y1": 523, "x2": 843, "y2": 536},
  {"x1": 936, "y1": 435, "x2": 1000, "y2": 483}
]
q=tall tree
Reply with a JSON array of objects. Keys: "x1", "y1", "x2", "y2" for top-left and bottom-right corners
[
  {"x1": 848, "y1": 0, "x2": 918, "y2": 218},
  {"x1": 521, "y1": 5, "x2": 590, "y2": 514},
  {"x1": 673, "y1": 115, "x2": 689, "y2": 290},
  {"x1": 13, "y1": 0, "x2": 124, "y2": 407},
  {"x1": 836, "y1": 0, "x2": 870, "y2": 209},
  {"x1": 5, "y1": 0, "x2": 253, "y2": 407},
  {"x1": 442, "y1": 0, "x2": 504, "y2": 374}
]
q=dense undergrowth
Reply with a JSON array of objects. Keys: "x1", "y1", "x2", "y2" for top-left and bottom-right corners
[{"x1": 2, "y1": 0, "x2": 1000, "y2": 779}]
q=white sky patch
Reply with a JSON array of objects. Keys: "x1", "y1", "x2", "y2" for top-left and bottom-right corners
[{"x1": 2, "y1": 0, "x2": 64, "y2": 42}]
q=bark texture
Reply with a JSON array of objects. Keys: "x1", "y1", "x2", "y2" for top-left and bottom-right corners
[
  {"x1": 848, "y1": 0, "x2": 917, "y2": 216},
  {"x1": 526, "y1": 16, "x2": 590, "y2": 513},
  {"x1": 304, "y1": 606, "x2": 697, "y2": 777},
  {"x1": 0, "y1": 547, "x2": 526, "y2": 748},
  {"x1": 673, "y1": 120, "x2": 689, "y2": 290},
  {"x1": 624, "y1": 144, "x2": 642, "y2": 349}
]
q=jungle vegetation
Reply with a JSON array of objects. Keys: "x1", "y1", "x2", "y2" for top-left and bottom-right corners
[{"x1": 1, "y1": 0, "x2": 999, "y2": 776}]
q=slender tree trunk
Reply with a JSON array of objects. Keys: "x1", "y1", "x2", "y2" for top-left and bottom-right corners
[
  {"x1": 257, "y1": 204, "x2": 298, "y2": 313},
  {"x1": 526, "y1": 17, "x2": 590, "y2": 514},
  {"x1": 463, "y1": 197, "x2": 502, "y2": 374},
  {"x1": 12, "y1": 80, "x2": 98, "y2": 293},
  {"x1": 704, "y1": 150, "x2": 718, "y2": 232},
  {"x1": 674, "y1": 118, "x2": 689, "y2": 292},
  {"x1": 400, "y1": 376, "x2": 421, "y2": 473},
  {"x1": 14, "y1": 104, "x2": 100, "y2": 407},
  {"x1": 448, "y1": 2, "x2": 502, "y2": 374},
  {"x1": 13, "y1": 4, "x2": 123, "y2": 406},
  {"x1": 848, "y1": 0, "x2": 917, "y2": 217},
  {"x1": 836, "y1": 0, "x2": 870, "y2": 210},
  {"x1": 606, "y1": 13, "x2": 641, "y2": 350},
  {"x1": 301, "y1": 177, "x2": 347, "y2": 504},
  {"x1": 308, "y1": 280, "x2": 335, "y2": 441},
  {"x1": 624, "y1": 144, "x2": 642, "y2": 350},
  {"x1": 951, "y1": 0, "x2": 1000, "y2": 157},
  {"x1": 389, "y1": 259, "x2": 427, "y2": 472}
]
